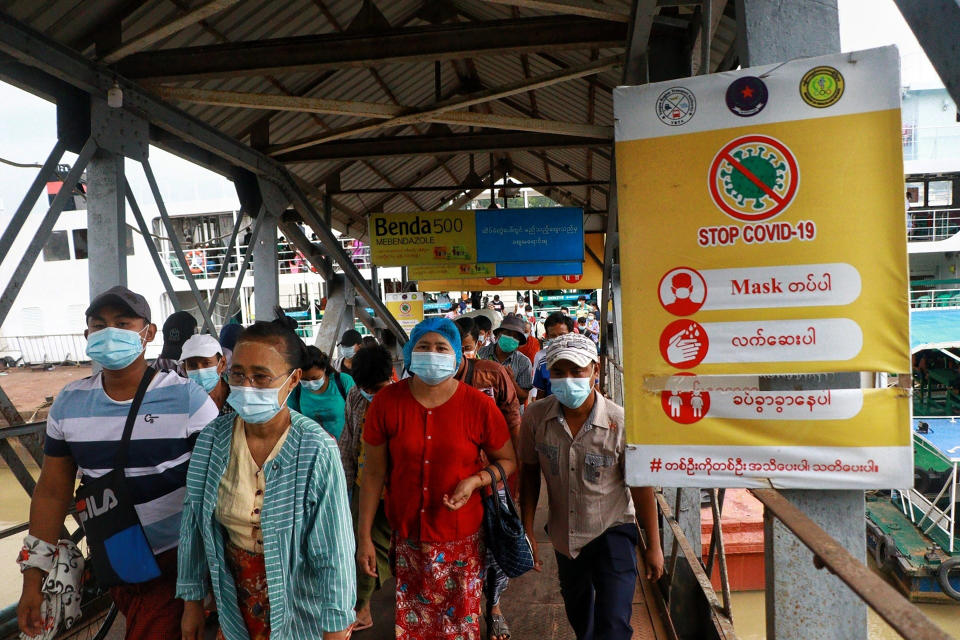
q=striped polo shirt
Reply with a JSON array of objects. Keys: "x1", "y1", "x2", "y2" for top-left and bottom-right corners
[{"x1": 45, "y1": 370, "x2": 219, "y2": 554}]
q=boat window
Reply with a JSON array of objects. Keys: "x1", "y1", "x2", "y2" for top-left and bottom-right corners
[
  {"x1": 72, "y1": 228, "x2": 135, "y2": 259},
  {"x1": 928, "y1": 181, "x2": 953, "y2": 207},
  {"x1": 906, "y1": 182, "x2": 925, "y2": 208},
  {"x1": 42, "y1": 230, "x2": 70, "y2": 262}
]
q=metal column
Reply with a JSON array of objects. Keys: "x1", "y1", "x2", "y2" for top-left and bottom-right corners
[
  {"x1": 87, "y1": 148, "x2": 128, "y2": 296},
  {"x1": 252, "y1": 178, "x2": 286, "y2": 322},
  {"x1": 736, "y1": 2, "x2": 866, "y2": 638}
]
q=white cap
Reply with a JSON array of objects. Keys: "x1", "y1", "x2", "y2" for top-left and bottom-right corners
[
  {"x1": 545, "y1": 333, "x2": 599, "y2": 369},
  {"x1": 179, "y1": 334, "x2": 222, "y2": 361}
]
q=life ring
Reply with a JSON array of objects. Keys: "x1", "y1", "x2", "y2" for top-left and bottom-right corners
[
  {"x1": 914, "y1": 467, "x2": 931, "y2": 494},
  {"x1": 937, "y1": 557, "x2": 960, "y2": 601},
  {"x1": 185, "y1": 250, "x2": 205, "y2": 274}
]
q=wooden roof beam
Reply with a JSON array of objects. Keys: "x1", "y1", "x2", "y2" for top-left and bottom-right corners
[
  {"x1": 157, "y1": 85, "x2": 612, "y2": 141},
  {"x1": 101, "y1": 0, "x2": 243, "y2": 63},
  {"x1": 480, "y1": 0, "x2": 630, "y2": 22},
  {"x1": 115, "y1": 16, "x2": 627, "y2": 80},
  {"x1": 275, "y1": 132, "x2": 606, "y2": 162},
  {"x1": 264, "y1": 53, "x2": 621, "y2": 154}
]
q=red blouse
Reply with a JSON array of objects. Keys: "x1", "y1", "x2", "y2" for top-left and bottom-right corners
[{"x1": 363, "y1": 379, "x2": 510, "y2": 542}]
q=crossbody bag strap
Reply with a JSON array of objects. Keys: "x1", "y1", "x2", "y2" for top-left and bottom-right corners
[
  {"x1": 489, "y1": 460, "x2": 521, "y2": 515},
  {"x1": 113, "y1": 367, "x2": 157, "y2": 471}
]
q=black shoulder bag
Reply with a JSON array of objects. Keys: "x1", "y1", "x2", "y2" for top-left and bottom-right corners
[
  {"x1": 74, "y1": 368, "x2": 162, "y2": 586},
  {"x1": 481, "y1": 461, "x2": 535, "y2": 578}
]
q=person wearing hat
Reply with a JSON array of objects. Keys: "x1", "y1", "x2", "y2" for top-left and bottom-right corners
[
  {"x1": 151, "y1": 310, "x2": 197, "y2": 376},
  {"x1": 518, "y1": 334, "x2": 664, "y2": 640},
  {"x1": 180, "y1": 333, "x2": 231, "y2": 414},
  {"x1": 477, "y1": 314, "x2": 534, "y2": 402},
  {"x1": 334, "y1": 329, "x2": 363, "y2": 375},
  {"x1": 529, "y1": 311, "x2": 575, "y2": 402},
  {"x1": 219, "y1": 322, "x2": 244, "y2": 371},
  {"x1": 358, "y1": 317, "x2": 516, "y2": 640},
  {"x1": 18, "y1": 286, "x2": 219, "y2": 639}
]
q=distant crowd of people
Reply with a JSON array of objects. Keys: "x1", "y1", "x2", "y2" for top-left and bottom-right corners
[{"x1": 17, "y1": 285, "x2": 661, "y2": 640}]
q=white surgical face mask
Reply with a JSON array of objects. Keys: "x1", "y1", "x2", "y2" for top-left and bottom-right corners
[{"x1": 674, "y1": 287, "x2": 691, "y2": 299}]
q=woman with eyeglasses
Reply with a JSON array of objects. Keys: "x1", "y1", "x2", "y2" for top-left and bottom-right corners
[
  {"x1": 177, "y1": 321, "x2": 355, "y2": 640},
  {"x1": 357, "y1": 317, "x2": 517, "y2": 640}
]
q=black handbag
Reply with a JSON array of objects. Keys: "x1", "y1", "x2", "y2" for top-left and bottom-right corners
[
  {"x1": 74, "y1": 368, "x2": 162, "y2": 587},
  {"x1": 481, "y1": 461, "x2": 535, "y2": 578}
]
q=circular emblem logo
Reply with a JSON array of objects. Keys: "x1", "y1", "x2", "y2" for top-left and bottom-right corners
[
  {"x1": 523, "y1": 276, "x2": 544, "y2": 285},
  {"x1": 708, "y1": 135, "x2": 800, "y2": 222},
  {"x1": 399, "y1": 302, "x2": 412, "y2": 315},
  {"x1": 562, "y1": 274, "x2": 583, "y2": 284},
  {"x1": 800, "y1": 66, "x2": 844, "y2": 108},
  {"x1": 484, "y1": 277, "x2": 505, "y2": 286},
  {"x1": 726, "y1": 76, "x2": 768, "y2": 117},
  {"x1": 656, "y1": 87, "x2": 696, "y2": 126}
]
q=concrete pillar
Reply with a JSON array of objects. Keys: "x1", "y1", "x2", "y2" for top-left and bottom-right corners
[
  {"x1": 736, "y1": 3, "x2": 866, "y2": 638},
  {"x1": 86, "y1": 148, "x2": 128, "y2": 298},
  {"x1": 736, "y1": 0, "x2": 841, "y2": 67}
]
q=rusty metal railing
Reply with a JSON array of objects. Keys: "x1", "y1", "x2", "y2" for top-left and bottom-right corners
[{"x1": 750, "y1": 488, "x2": 953, "y2": 640}]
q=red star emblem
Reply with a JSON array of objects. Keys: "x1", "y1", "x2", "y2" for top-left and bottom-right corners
[{"x1": 740, "y1": 85, "x2": 755, "y2": 99}]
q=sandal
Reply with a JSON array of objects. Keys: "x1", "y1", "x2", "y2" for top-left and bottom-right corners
[{"x1": 486, "y1": 612, "x2": 511, "y2": 640}]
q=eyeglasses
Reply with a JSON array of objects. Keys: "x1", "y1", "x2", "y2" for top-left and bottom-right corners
[{"x1": 227, "y1": 370, "x2": 292, "y2": 388}]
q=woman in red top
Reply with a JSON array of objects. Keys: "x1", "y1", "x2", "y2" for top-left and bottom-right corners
[{"x1": 358, "y1": 317, "x2": 516, "y2": 640}]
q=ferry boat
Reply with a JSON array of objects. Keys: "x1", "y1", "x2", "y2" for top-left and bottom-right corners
[
  {"x1": 0, "y1": 173, "x2": 401, "y2": 366},
  {"x1": 866, "y1": 157, "x2": 960, "y2": 603}
]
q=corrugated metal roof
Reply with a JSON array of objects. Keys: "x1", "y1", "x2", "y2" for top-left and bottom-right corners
[{"x1": 1, "y1": 0, "x2": 739, "y2": 231}]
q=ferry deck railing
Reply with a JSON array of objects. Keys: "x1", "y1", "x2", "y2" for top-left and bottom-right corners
[
  {"x1": 160, "y1": 237, "x2": 372, "y2": 280},
  {"x1": 910, "y1": 287, "x2": 960, "y2": 308},
  {"x1": 908, "y1": 207, "x2": 960, "y2": 242}
]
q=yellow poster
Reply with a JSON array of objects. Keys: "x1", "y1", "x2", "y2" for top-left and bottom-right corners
[
  {"x1": 369, "y1": 211, "x2": 476, "y2": 266},
  {"x1": 385, "y1": 292, "x2": 424, "y2": 333},
  {"x1": 615, "y1": 46, "x2": 911, "y2": 488},
  {"x1": 417, "y1": 233, "x2": 605, "y2": 290},
  {"x1": 407, "y1": 263, "x2": 497, "y2": 280}
]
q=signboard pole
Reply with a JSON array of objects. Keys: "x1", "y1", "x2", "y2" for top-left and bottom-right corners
[{"x1": 738, "y1": 2, "x2": 867, "y2": 638}]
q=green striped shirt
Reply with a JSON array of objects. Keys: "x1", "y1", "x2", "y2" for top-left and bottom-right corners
[{"x1": 177, "y1": 410, "x2": 356, "y2": 637}]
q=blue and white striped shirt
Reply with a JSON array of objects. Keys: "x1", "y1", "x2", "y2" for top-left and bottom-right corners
[
  {"x1": 177, "y1": 411, "x2": 356, "y2": 638},
  {"x1": 44, "y1": 371, "x2": 219, "y2": 553}
]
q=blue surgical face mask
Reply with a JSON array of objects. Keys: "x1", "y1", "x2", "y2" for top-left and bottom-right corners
[
  {"x1": 551, "y1": 376, "x2": 593, "y2": 409},
  {"x1": 227, "y1": 373, "x2": 292, "y2": 424},
  {"x1": 301, "y1": 377, "x2": 325, "y2": 392},
  {"x1": 340, "y1": 345, "x2": 356, "y2": 359},
  {"x1": 187, "y1": 366, "x2": 220, "y2": 392},
  {"x1": 86, "y1": 326, "x2": 147, "y2": 370},
  {"x1": 409, "y1": 351, "x2": 457, "y2": 385},
  {"x1": 359, "y1": 389, "x2": 375, "y2": 402},
  {"x1": 498, "y1": 334, "x2": 520, "y2": 354}
]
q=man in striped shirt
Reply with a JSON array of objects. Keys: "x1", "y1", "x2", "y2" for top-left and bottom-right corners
[{"x1": 18, "y1": 286, "x2": 218, "y2": 639}]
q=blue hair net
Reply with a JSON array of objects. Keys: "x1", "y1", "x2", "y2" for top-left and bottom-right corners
[{"x1": 403, "y1": 317, "x2": 463, "y2": 370}]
